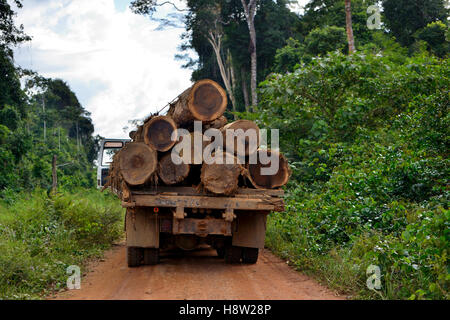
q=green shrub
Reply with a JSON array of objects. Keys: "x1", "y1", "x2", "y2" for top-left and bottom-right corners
[
  {"x1": 0, "y1": 189, "x2": 124, "y2": 299},
  {"x1": 261, "y1": 51, "x2": 449, "y2": 300}
]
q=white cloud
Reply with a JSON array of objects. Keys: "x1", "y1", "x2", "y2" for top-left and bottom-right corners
[
  {"x1": 288, "y1": 0, "x2": 310, "y2": 15},
  {"x1": 14, "y1": 0, "x2": 193, "y2": 139}
]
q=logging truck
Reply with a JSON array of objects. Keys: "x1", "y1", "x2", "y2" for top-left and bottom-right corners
[{"x1": 103, "y1": 79, "x2": 290, "y2": 267}]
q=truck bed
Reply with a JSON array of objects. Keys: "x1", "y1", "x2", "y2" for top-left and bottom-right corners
[{"x1": 122, "y1": 186, "x2": 285, "y2": 212}]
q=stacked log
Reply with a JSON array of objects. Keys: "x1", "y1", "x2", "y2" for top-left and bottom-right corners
[{"x1": 104, "y1": 79, "x2": 290, "y2": 199}]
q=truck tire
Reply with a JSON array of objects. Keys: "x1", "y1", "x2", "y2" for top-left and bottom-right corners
[
  {"x1": 127, "y1": 247, "x2": 142, "y2": 267},
  {"x1": 242, "y1": 248, "x2": 259, "y2": 264},
  {"x1": 224, "y1": 246, "x2": 242, "y2": 264},
  {"x1": 143, "y1": 248, "x2": 159, "y2": 265},
  {"x1": 216, "y1": 247, "x2": 225, "y2": 259}
]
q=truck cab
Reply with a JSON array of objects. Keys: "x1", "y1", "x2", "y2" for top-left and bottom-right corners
[{"x1": 97, "y1": 139, "x2": 130, "y2": 188}]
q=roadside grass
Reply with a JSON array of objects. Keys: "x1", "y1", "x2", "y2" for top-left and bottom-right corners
[
  {"x1": 0, "y1": 189, "x2": 124, "y2": 300},
  {"x1": 266, "y1": 194, "x2": 449, "y2": 300}
]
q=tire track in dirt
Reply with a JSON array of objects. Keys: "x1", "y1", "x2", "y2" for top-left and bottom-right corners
[{"x1": 51, "y1": 244, "x2": 343, "y2": 300}]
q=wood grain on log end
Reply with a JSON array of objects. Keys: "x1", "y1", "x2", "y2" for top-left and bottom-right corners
[
  {"x1": 119, "y1": 142, "x2": 158, "y2": 186},
  {"x1": 201, "y1": 153, "x2": 243, "y2": 195},
  {"x1": 143, "y1": 116, "x2": 177, "y2": 152},
  {"x1": 189, "y1": 79, "x2": 228, "y2": 122},
  {"x1": 158, "y1": 153, "x2": 190, "y2": 185},
  {"x1": 222, "y1": 120, "x2": 260, "y2": 156},
  {"x1": 247, "y1": 150, "x2": 290, "y2": 189}
]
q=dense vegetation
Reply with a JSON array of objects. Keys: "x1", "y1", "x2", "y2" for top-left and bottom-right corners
[
  {"x1": 261, "y1": 50, "x2": 449, "y2": 300},
  {"x1": 0, "y1": 0, "x2": 448, "y2": 300},
  {"x1": 0, "y1": 0, "x2": 100, "y2": 195},
  {"x1": 0, "y1": 189, "x2": 123, "y2": 299},
  {"x1": 135, "y1": 0, "x2": 448, "y2": 300},
  {"x1": 0, "y1": 0, "x2": 123, "y2": 299}
]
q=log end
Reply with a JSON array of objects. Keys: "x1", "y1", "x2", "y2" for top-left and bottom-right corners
[
  {"x1": 188, "y1": 79, "x2": 228, "y2": 122},
  {"x1": 119, "y1": 142, "x2": 158, "y2": 186},
  {"x1": 144, "y1": 116, "x2": 178, "y2": 152},
  {"x1": 247, "y1": 150, "x2": 290, "y2": 189},
  {"x1": 201, "y1": 153, "x2": 243, "y2": 195},
  {"x1": 158, "y1": 153, "x2": 190, "y2": 185},
  {"x1": 222, "y1": 120, "x2": 260, "y2": 156}
]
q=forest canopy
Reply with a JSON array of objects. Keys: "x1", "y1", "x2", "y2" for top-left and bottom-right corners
[{"x1": 0, "y1": 0, "x2": 99, "y2": 194}]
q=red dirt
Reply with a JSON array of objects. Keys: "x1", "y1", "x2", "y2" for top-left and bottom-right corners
[{"x1": 51, "y1": 245, "x2": 343, "y2": 300}]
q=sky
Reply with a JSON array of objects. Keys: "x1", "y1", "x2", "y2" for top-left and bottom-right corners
[{"x1": 13, "y1": 0, "x2": 308, "y2": 139}]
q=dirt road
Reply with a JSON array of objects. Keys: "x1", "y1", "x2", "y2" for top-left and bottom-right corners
[{"x1": 53, "y1": 244, "x2": 343, "y2": 300}]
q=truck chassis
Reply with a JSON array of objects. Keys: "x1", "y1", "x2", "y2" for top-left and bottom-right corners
[{"x1": 122, "y1": 186, "x2": 284, "y2": 267}]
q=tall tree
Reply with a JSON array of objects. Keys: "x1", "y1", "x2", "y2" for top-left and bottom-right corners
[
  {"x1": 0, "y1": 0, "x2": 31, "y2": 56},
  {"x1": 186, "y1": 1, "x2": 238, "y2": 113},
  {"x1": 0, "y1": 0, "x2": 30, "y2": 115},
  {"x1": 240, "y1": 0, "x2": 258, "y2": 107},
  {"x1": 382, "y1": 0, "x2": 449, "y2": 47},
  {"x1": 344, "y1": 0, "x2": 356, "y2": 54}
]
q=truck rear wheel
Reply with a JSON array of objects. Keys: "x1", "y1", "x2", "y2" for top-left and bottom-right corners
[
  {"x1": 224, "y1": 246, "x2": 242, "y2": 264},
  {"x1": 242, "y1": 248, "x2": 259, "y2": 264},
  {"x1": 127, "y1": 247, "x2": 142, "y2": 267},
  {"x1": 143, "y1": 248, "x2": 159, "y2": 265},
  {"x1": 216, "y1": 247, "x2": 225, "y2": 259}
]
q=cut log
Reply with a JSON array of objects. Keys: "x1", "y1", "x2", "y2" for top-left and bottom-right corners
[
  {"x1": 172, "y1": 132, "x2": 211, "y2": 165},
  {"x1": 201, "y1": 153, "x2": 243, "y2": 195},
  {"x1": 247, "y1": 150, "x2": 290, "y2": 189},
  {"x1": 168, "y1": 79, "x2": 228, "y2": 125},
  {"x1": 157, "y1": 153, "x2": 190, "y2": 185},
  {"x1": 119, "y1": 142, "x2": 158, "y2": 186},
  {"x1": 143, "y1": 116, "x2": 178, "y2": 152},
  {"x1": 204, "y1": 115, "x2": 228, "y2": 131},
  {"x1": 129, "y1": 130, "x2": 137, "y2": 140},
  {"x1": 222, "y1": 120, "x2": 260, "y2": 156}
]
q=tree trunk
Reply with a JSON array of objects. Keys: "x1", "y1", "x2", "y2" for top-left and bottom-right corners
[
  {"x1": 208, "y1": 33, "x2": 238, "y2": 116},
  {"x1": 204, "y1": 116, "x2": 228, "y2": 131},
  {"x1": 157, "y1": 153, "x2": 190, "y2": 185},
  {"x1": 345, "y1": 0, "x2": 356, "y2": 54},
  {"x1": 143, "y1": 115, "x2": 178, "y2": 152},
  {"x1": 247, "y1": 150, "x2": 290, "y2": 189},
  {"x1": 249, "y1": 31, "x2": 257, "y2": 107},
  {"x1": 175, "y1": 132, "x2": 211, "y2": 165},
  {"x1": 201, "y1": 153, "x2": 243, "y2": 195},
  {"x1": 229, "y1": 51, "x2": 238, "y2": 119},
  {"x1": 51, "y1": 155, "x2": 57, "y2": 194},
  {"x1": 221, "y1": 120, "x2": 260, "y2": 157},
  {"x1": 241, "y1": 68, "x2": 250, "y2": 111},
  {"x1": 241, "y1": 0, "x2": 258, "y2": 108},
  {"x1": 119, "y1": 142, "x2": 158, "y2": 186},
  {"x1": 168, "y1": 79, "x2": 228, "y2": 126}
]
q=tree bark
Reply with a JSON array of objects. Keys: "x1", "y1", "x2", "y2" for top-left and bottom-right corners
[
  {"x1": 345, "y1": 0, "x2": 356, "y2": 54},
  {"x1": 241, "y1": 68, "x2": 250, "y2": 111},
  {"x1": 204, "y1": 116, "x2": 228, "y2": 131},
  {"x1": 229, "y1": 50, "x2": 238, "y2": 119},
  {"x1": 247, "y1": 150, "x2": 290, "y2": 189},
  {"x1": 167, "y1": 79, "x2": 228, "y2": 126},
  {"x1": 241, "y1": 0, "x2": 258, "y2": 107},
  {"x1": 207, "y1": 32, "x2": 237, "y2": 115}
]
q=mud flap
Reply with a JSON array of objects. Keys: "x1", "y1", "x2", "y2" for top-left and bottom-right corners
[
  {"x1": 126, "y1": 208, "x2": 159, "y2": 248},
  {"x1": 232, "y1": 211, "x2": 268, "y2": 249}
]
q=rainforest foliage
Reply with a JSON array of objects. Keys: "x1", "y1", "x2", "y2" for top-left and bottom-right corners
[
  {"x1": 0, "y1": 0, "x2": 448, "y2": 300},
  {"x1": 147, "y1": 0, "x2": 448, "y2": 299},
  {"x1": 0, "y1": 0, "x2": 122, "y2": 300},
  {"x1": 0, "y1": 0, "x2": 99, "y2": 196}
]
